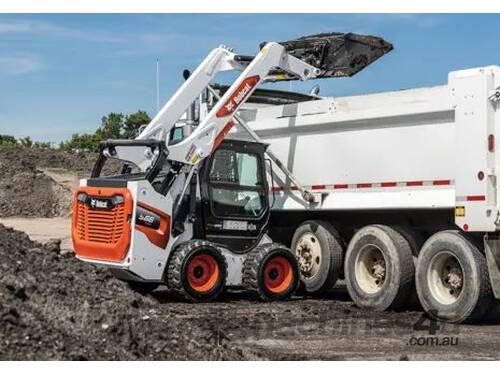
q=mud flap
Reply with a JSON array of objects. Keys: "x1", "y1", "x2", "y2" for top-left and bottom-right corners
[{"x1": 484, "y1": 237, "x2": 500, "y2": 299}]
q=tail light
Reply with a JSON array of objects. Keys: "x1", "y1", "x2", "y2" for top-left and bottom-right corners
[{"x1": 488, "y1": 134, "x2": 495, "y2": 152}]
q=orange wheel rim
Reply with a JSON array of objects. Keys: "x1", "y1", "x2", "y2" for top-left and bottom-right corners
[
  {"x1": 263, "y1": 256, "x2": 294, "y2": 294},
  {"x1": 186, "y1": 253, "x2": 220, "y2": 293}
]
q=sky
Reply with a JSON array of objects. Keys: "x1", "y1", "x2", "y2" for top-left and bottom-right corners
[{"x1": 1, "y1": 13, "x2": 500, "y2": 143}]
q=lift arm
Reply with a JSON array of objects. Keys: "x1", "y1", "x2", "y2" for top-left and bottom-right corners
[
  {"x1": 113, "y1": 33, "x2": 392, "y2": 203},
  {"x1": 136, "y1": 32, "x2": 392, "y2": 165},
  {"x1": 137, "y1": 46, "x2": 243, "y2": 141},
  {"x1": 164, "y1": 42, "x2": 320, "y2": 165},
  {"x1": 103, "y1": 43, "x2": 319, "y2": 203}
]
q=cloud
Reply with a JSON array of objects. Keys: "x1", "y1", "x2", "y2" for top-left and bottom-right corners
[
  {"x1": 59, "y1": 27, "x2": 125, "y2": 43},
  {"x1": 0, "y1": 19, "x2": 125, "y2": 43},
  {"x1": 0, "y1": 56, "x2": 42, "y2": 77},
  {"x1": 111, "y1": 32, "x2": 204, "y2": 58},
  {"x1": 0, "y1": 18, "x2": 196, "y2": 67},
  {"x1": 136, "y1": 32, "x2": 185, "y2": 44},
  {"x1": 0, "y1": 21, "x2": 33, "y2": 33},
  {"x1": 0, "y1": 18, "x2": 207, "y2": 61}
]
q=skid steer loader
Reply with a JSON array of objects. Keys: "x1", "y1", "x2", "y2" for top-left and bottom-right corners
[{"x1": 72, "y1": 32, "x2": 392, "y2": 301}]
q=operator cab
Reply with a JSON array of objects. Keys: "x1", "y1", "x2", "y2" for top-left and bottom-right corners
[
  {"x1": 84, "y1": 137, "x2": 271, "y2": 255},
  {"x1": 198, "y1": 139, "x2": 270, "y2": 253}
]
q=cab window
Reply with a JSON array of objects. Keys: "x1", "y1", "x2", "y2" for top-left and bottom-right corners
[{"x1": 209, "y1": 148, "x2": 265, "y2": 218}]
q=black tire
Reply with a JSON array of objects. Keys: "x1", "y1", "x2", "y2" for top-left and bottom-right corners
[
  {"x1": 345, "y1": 225, "x2": 415, "y2": 311},
  {"x1": 242, "y1": 243, "x2": 300, "y2": 301},
  {"x1": 166, "y1": 240, "x2": 227, "y2": 302},
  {"x1": 291, "y1": 220, "x2": 344, "y2": 293},
  {"x1": 392, "y1": 226, "x2": 423, "y2": 310},
  {"x1": 392, "y1": 226, "x2": 424, "y2": 258},
  {"x1": 415, "y1": 230, "x2": 492, "y2": 323}
]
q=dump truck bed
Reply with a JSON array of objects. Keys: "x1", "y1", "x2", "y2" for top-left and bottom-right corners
[{"x1": 234, "y1": 66, "x2": 500, "y2": 232}]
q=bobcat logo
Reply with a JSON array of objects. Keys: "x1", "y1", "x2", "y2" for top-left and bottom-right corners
[
  {"x1": 217, "y1": 75, "x2": 260, "y2": 118},
  {"x1": 90, "y1": 198, "x2": 109, "y2": 209}
]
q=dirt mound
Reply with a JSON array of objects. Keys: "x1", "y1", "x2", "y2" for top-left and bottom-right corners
[
  {"x1": 3, "y1": 222, "x2": 500, "y2": 360},
  {"x1": 0, "y1": 148, "x2": 104, "y2": 218},
  {"x1": 0, "y1": 148, "x2": 96, "y2": 175},
  {"x1": 0, "y1": 224, "x2": 246, "y2": 360},
  {"x1": 0, "y1": 157, "x2": 61, "y2": 217}
]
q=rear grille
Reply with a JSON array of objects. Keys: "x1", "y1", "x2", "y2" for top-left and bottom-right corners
[{"x1": 76, "y1": 201, "x2": 127, "y2": 244}]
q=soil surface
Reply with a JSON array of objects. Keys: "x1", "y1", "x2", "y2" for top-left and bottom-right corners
[
  {"x1": 0, "y1": 217, "x2": 72, "y2": 252},
  {"x1": 0, "y1": 148, "x2": 92, "y2": 218},
  {"x1": 0, "y1": 224, "x2": 246, "y2": 360},
  {"x1": 1, "y1": 223, "x2": 500, "y2": 360},
  {"x1": 1, "y1": 148, "x2": 500, "y2": 360},
  {"x1": 0, "y1": 148, "x2": 118, "y2": 218}
]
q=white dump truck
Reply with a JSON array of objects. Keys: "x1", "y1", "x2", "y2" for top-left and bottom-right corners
[
  {"x1": 234, "y1": 65, "x2": 500, "y2": 323},
  {"x1": 72, "y1": 32, "x2": 500, "y2": 323}
]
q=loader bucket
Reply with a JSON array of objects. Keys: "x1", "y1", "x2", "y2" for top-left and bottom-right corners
[{"x1": 262, "y1": 32, "x2": 393, "y2": 80}]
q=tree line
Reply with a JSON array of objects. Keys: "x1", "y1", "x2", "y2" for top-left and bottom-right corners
[
  {"x1": 59, "y1": 110, "x2": 151, "y2": 152},
  {"x1": 0, "y1": 110, "x2": 151, "y2": 151},
  {"x1": 0, "y1": 134, "x2": 51, "y2": 149}
]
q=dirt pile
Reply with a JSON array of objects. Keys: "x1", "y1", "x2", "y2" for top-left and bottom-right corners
[
  {"x1": 0, "y1": 224, "x2": 246, "y2": 360},
  {"x1": 0, "y1": 157, "x2": 61, "y2": 217},
  {"x1": 2, "y1": 221, "x2": 500, "y2": 360},
  {"x1": 0, "y1": 148, "x2": 113, "y2": 218},
  {"x1": 0, "y1": 147, "x2": 96, "y2": 175},
  {"x1": 0, "y1": 148, "x2": 93, "y2": 217}
]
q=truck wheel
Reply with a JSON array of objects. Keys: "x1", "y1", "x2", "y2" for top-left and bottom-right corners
[
  {"x1": 345, "y1": 225, "x2": 415, "y2": 311},
  {"x1": 291, "y1": 220, "x2": 343, "y2": 293},
  {"x1": 416, "y1": 231, "x2": 492, "y2": 323},
  {"x1": 242, "y1": 243, "x2": 300, "y2": 301},
  {"x1": 166, "y1": 240, "x2": 227, "y2": 302}
]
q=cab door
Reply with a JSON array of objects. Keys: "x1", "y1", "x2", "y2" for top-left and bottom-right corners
[{"x1": 200, "y1": 140, "x2": 270, "y2": 254}]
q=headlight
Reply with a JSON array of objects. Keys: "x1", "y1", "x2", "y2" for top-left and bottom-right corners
[
  {"x1": 112, "y1": 195, "x2": 124, "y2": 205},
  {"x1": 77, "y1": 193, "x2": 87, "y2": 202}
]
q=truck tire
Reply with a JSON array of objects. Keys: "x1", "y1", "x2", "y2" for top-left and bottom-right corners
[
  {"x1": 392, "y1": 226, "x2": 423, "y2": 309},
  {"x1": 291, "y1": 220, "x2": 343, "y2": 293},
  {"x1": 345, "y1": 225, "x2": 415, "y2": 311},
  {"x1": 415, "y1": 231, "x2": 492, "y2": 323},
  {"x1": 392, "y1": 226, "x2": 424, "y2": 257},
  {"x1": 166, "y1": 240, "x2": 227, "y2": 302},
  {"x1": 242, "y1": 243, "x2": 300, "y2": 301}
]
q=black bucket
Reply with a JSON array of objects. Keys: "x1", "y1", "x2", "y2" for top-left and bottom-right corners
[{"x1": 262, "y1": 32, "x2": 393, "y2": 80}]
